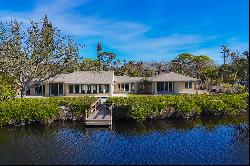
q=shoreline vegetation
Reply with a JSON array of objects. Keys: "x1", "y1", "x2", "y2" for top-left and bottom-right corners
[
  {"x1": 0, "y1": 93, "x2": 248, "y2": 126},
  {"x1": 107, "y1": 93, "x2": 249, "y2": 122},
  {"x1": 0, "y1": 97, "x2": 97, "y2": 126}
]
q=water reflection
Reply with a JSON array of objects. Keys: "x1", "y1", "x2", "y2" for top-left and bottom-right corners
[
  {"x1": 113, "y1": 115, "x2": 249, "y2": 135},
  {"x1": 0, "y1": 115, "x2": 248, "y2": 165}
]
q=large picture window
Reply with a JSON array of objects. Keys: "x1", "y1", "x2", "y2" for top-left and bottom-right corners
[{"x1": 157, "y1": 82, "x2": 174, "y2": 92}]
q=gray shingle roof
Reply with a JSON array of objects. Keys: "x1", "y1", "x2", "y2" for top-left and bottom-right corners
[
  {"x1": 47, "y1": 71, "x2": 197, "y2": 84},
  {"x1": 114, "y1": 76, "x2": 144, "y2": 83},
  {"x1": 114, "y1": 72, "x2": 198, "y2": 83},
  {"x1": 149, "y1": 72, "x2": 198, "y2": 82},
  {"x1": 48, "y1": 71, "x2": 114, "y2": 84}
]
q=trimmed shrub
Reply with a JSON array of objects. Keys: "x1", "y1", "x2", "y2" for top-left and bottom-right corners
[
  {"x1": 0, "y1": 97, "x2": 97, "y2": 126},
  {"x1": 107, "y1": 93, "x2": 249, "y2": 122}
]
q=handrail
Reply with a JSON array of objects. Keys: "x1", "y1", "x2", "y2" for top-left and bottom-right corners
[{"x1": 85, "y1": 98, "x2": 101, "y2": 119}]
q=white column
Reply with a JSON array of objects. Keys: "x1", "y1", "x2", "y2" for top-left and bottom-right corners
[
  {"x1": 79, "y1": 85, "x2": 81, "y2": 93},
  {"x1": 73, "y1": 85, "x2": 75, "y2": 93},
  {"x1": 97, "y1": 85, "x2": 99, "y2": 93},
  {"x1": 110, "y1": 84, "x2": 114, "y2": 96},
  {"x1": 91, "y1": 85, "x2": 93, "y2": 93},
  {"x1": 129, "y1": 83, "x2": 131, "y2": 92}
]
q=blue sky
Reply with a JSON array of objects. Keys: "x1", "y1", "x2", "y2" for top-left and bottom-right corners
[{"x1": 0, "y1": 0, "x2": 249, "y2": 64}]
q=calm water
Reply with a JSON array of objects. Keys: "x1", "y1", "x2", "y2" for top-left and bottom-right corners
[{"x1": 0, "y1": 116, "x2": 249, "y2": 165}]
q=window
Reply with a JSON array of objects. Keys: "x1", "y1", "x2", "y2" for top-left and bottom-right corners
[
  {"x1": 157, "y1": 82, "x2": 174, "y2": 92},
  {"x1": 99, "y1": 85, "x2": 103, "y2": 93},
  {"x1": 50, "y1": 83, "x2": 63, "y2": 96},
  {"x1": 164, "y1": 82, "x2": 169, "y2": 91},
  {"x1": 169, "y1": 82, "x2": 173, "y2": 91},
  {"x1": 157, "y1": 82, "x2": 164, "y2": 91},
  {"x1": 81, "y1": 85, "x2": 86, "y2": 93},
  {"x1": 121, "y1": 84, "x2": 129, "y2": 91},
  {"x1": 69, "y1": 85, "x2": 73, "y2": 94},
  {"x1": 140, "y1": 84, "x2": 145, "y2": 90},
  {"x1": 75, "y1": 85, "x2": 79, "y2": 93},
  {"x1": 87, "y1": 85, "x2": 91, "y2": 93},
  {"x1": 35, "y1": 84, "x2": 43, "y2": 95},
  {"x1": 125, "y1": 84, "x2": 129, "y2": 91},
  {"x1": 185, "y1": 82, "x2": 192, "y2": 89},
  {"x1": 92, "y1": 85, "x2": 97, "y2": 93},
  {"x1": 105, "y1": 85, "x2": 109, "y2": 93},
  {"x1": 59, "y1": 84, "x2": 63, "y2": 95}
]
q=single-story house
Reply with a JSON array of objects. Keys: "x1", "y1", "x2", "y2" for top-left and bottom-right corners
[{"x1": 29, "y1": 71, "x2": 200, "y2": 97}]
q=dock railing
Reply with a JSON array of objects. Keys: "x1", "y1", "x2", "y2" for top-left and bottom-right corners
[
  {"x1": 84, "y1": 98, "x2": 113, "y2": 127},
  {"x1": 85, "y1": 98, "x2": 101, "y2": 119}
]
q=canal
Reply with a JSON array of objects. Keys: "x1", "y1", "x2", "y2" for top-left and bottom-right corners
[{"x1": 0, "y1": 115, "x2": 248, "y2": 165}]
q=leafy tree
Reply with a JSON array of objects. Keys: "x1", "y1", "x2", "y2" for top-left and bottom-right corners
[
  {"x1": 0, "y1": 75, "x2": 15, "y2": 101},
  {"x1": 119, "y1": 60, "x2": 144, "y2": 77},
  {"x1": 0, "y1": 15, "x2": 80, "y2": 97},
  {"x1": 171, "y1": 53, "x2": 194, "y2": 75},
  {"x1": 171, "y1": 53, "x2": 213, "y2": 78},
  {"x1": 79, "y1": 58, "x2": 99, "y2": 71},
  {"x1": 98, "y1": 51, "x2": 116, "y2": 70},
  {"x1": 96, "y1": 43, "x2": 116, "y2": 71}
]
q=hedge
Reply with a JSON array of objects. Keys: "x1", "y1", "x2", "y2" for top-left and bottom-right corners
[
  {"x1": 0, "y1": 97, "x2": 97, "y2": 126},
  {"x1": 107, "y1": 93, "x2": 249, "y2": 122}
]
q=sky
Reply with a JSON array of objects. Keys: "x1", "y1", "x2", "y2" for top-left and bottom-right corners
[{"x1": 0, "y1": 0, "x2": 249, "y2": 64}]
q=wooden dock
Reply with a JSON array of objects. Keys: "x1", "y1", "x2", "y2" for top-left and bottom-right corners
[{"x1": 84, "y1": 98, "x2": 112, "y2": 127}]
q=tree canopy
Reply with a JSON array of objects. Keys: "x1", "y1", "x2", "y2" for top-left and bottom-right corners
[{"x1": 0, "y1": 15, "x2": 81, "y2": 97}]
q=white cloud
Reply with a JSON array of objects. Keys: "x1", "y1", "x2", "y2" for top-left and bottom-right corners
[{"x1": 1, "y1": 0, "x2": 245, "y2": 63}]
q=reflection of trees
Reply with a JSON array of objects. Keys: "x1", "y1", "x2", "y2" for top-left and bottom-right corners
[
  {"x1": 113, "y1": 115, "x2": 249, "y2": 136},
  {"x1": 0, "y1": 121, "x2": 86, "y2": 142},
  {"x1": 200, "y1": 115, "x2": 249, "y2": 130}
]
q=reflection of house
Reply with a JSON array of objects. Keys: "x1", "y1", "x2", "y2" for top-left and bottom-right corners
[{"x1": 29, "y1": 71, "x2": 199, "y2": 97}]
